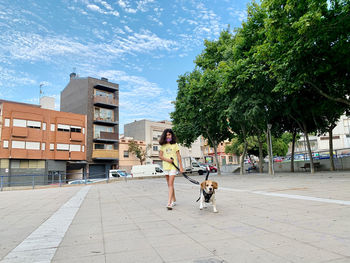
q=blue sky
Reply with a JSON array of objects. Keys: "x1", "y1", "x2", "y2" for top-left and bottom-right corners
[{"x1": 0, "y1": 0, "x2": 250, "y2": 133}]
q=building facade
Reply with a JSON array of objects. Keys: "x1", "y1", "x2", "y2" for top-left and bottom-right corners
[
  {"x1": 119, "y1": 135, "x2": 146, "y2": 172},
  {"x1": 293, "y1": 115, "x2": 350, "y2": 156},
  {"x1": 0, "y1": 100, "x2": 86, "y2": 185},
  {"x1": 124, "y1": 119, "x2": 204, "y2": 167},
  {"x1": 61, "y1": 74, "x2": 119, "y2": 178},
  {"x1": 203, "y1": 140, "x2": 239, "y2": 166}
]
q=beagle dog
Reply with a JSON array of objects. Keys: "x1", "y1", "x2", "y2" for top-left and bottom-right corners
[{"x1": 199, "y1": 180, "x2": 218, "y2": 213}]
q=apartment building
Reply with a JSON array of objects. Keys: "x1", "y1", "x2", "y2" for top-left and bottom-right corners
[
  {"x1": 124, "y1": 119, "x2": 204, "y2": 166},
  {"x1": 293, "y1": 115, "x2": 350, "y2": 156},
  {"x1": 0, "y1": 100, "x2": 86, "y2": 184},
  {"x1": 61, "y1": 73, "x2": 119, "y2": 178},
  {"x1": 204, "y1": 140, "x2": 239, "y2": 165},
  {"x1": 119, "y1": 135, "x2": 146, "y2": 172}
]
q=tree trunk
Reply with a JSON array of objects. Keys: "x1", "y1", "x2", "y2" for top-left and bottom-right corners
[
  {"x1": 258, "y1": 139, "x2": 264, "y2": 173},
  {"x1": 303, "y1": 125, "x2": 314, "y2": 174},
  {"x1": 240, "y1": 139, "x2": 248, "y2": 175},
  {"x1": 266, "y1": 129, "x2": 273, "y2": 175},
  {"x1": 329, "y1": 127, "x2": 335, "y2": 171},
  {"x1": 257, "y1": 131, "x2": 264, "y2": 173},
  {"x1": 291, "y1": 130, "x2": 296, "y2": 172},
  {"x1": 213, "y1": 141, "x2": 221, "y2": 176}
]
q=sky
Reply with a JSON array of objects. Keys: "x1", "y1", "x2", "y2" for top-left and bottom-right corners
[{"x1": 0, "y1": 0, "x2": 250, "y2": 133}]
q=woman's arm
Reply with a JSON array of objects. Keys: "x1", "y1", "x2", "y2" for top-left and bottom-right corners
[
  {"x1": 159, "y1": 150, "x2": 172, "y2": 163},
  {"x1": 176, "y1": 150, "x2": 184, "y2": 173}
]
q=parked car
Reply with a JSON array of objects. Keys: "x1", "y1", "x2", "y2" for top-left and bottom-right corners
[
  {"x1": 131, "y1": 164, "x2": 165, "y2": 177},
  {"x1": 68, "y1": 179, "x2": 93, "y2": 185},
  {"x1": 201, "y1": 163, "x2": 217, "y2": 173},
  {"x1": 109, "y1": 169, "x2": 132, "y2": 178}
]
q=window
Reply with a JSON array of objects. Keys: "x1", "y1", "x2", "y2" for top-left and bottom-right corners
[
  {"x1": 155, "y1": 167, "x2": 163, "y2": 173},
  {"x1": 42, "y1": 143, "x2": 46, "y2": 150},
  {"x1": 4, "y1": 118, "x2": 10, "y2": 127},
  {"x1": 94, "y1": 107, "x2": 113, "y2": 121},
  {"x1": 13, "y1": 119, "x2": 26, "y2": 127},
  {"x1": 3, "y1": 140, "x2": 8, "y2": 148},
  {"x1": 10, "y1": 160, "x2": 20, "y2": 168},
  {"x1": 69, "y1": 144, "x2": 81, "y2": 152},
  {"x1": 153, "y1": 145, "x2": 158, "y2": 151},
  {"x1": 57, "y1": 124, "x2": 70, "y2": 132},
  {"x1": 57, "y1": 144, "x2": 69, "y2": 151},
  {"x1": 94, "y1": 125, "x2": 113, "y2": 138},
  {"x1": 12, "y1": 141, "x2": 25, "y2": 149},
  {"x1": 229, "y1": 156, "x2": 233, "y2": 162},
  {"x1": 124, "y1": 151, "x2": 129, "y2": 158},
  {"x1": 50, "y1": 144, "x2": 54, "y2": 151},
  {"x1": 94, "y1": 143, "x2": 114, "y2": 150},
  {"x1": 20, "y1": 160, "x2": 29, "y2": 168},
  {"x1": 70, "y1": 126, "x2": 81, "y2": 133},
  {"x1": 94, "y1": 143, "x2": 104, "y2": 149},
  {"x1": 95, "y1": 89, "x2": 113, "y2": 99},
  {"x1": 51, "y1": 124, "x2": 55, "y2": 131},
  {"x1": 27, "y1": 120, "x2": 41, "y2": 129},
  {"x1": 82, "y1": 145, "x2": 85, "y2": 152},
  {"x1": 26, "y1": 142, "x2": 40, "y2": 150},
  {"x1": 43, "y1": 123, "x2": 46, "y2": 131}
]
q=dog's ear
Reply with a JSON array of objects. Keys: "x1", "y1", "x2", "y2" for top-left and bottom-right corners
[
  {"x1": 212, "y1": 181, "x2": 218, "y2": 189},
  {"x1": 201, "y1": 181, "x2": 206, "y2": 189}
]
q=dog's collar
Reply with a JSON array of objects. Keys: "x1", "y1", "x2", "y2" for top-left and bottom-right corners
[{"x1": 202, "y1": 189, "x2": 213, "y2": 203}]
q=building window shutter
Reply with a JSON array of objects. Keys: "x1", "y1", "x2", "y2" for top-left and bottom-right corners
[
  {"x1": 12, "y1": 141, "x2": 25, "y2": 149},
  {"x1": 13, "y1": 119, "x2": 26, "y2": 127}
]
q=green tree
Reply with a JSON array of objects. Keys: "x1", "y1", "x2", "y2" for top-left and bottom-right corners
[
  {"x1": 172, "y1": 69, "x2": 231, "y2": 175},
  {"x1": 128, "y1": 140, "x2": 150, "y2": 165}
]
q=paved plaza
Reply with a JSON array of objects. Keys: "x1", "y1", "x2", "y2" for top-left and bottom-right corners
[{"x1": 0, "y1": 171, "x2": 350, "y2": 263}]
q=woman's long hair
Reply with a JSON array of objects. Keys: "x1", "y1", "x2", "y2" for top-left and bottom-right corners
[{"x1": 159, "y1": 128, "x2": 177, "y2": 145}]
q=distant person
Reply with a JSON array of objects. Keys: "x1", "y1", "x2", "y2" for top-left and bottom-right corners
[{"x1": 159, "y1": 128, "x2": 183, "y2": 210}]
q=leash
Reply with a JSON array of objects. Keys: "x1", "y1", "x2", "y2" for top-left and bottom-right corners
[{"x1": 170, "y1": 158, "x2": 199, "y2": 185}]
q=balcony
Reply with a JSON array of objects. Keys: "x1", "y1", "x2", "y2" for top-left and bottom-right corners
[
  {"x1": 92, "y1": 149, "x2": 119, "y2": 160},
  {"x1": 94, "y1": 117, "x2": 118, "y2": 126},
  {"x1": 94, "y1": 131, "x2": 118, "y2": 142},
  {"x1": 12, "y1": 127, "x2": 28, "y2": 138},
  {"x1": 71, "y1": 132, "x2": 84, "y2": 142},
  {"x1": 93, "y1": 95, "x2": 118, "y2": 109},
  {"x1": 70, "y1": 151, "x2": 86, "y2": 160},
  {"x1": 94, "y1": 84, "x2": 117, "y2": 92}
]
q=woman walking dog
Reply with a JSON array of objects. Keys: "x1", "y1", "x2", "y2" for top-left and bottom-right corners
[{"x1": 159, "y1": 128, "x2": 183, "y2": 210}]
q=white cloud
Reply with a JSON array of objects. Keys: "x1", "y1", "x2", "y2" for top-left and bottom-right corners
[
  {"x1": 124, "y1": 25, "x2": 133, "y2": 33},
  {"x1": 86, "y1": 2, "x2": 119, "y2": 16},
  {"x1": 87, "y1": 4, "x2": 100, "y2": 12}
]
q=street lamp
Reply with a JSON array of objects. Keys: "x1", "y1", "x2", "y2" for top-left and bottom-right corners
[{"x1": 267, "y1": 123, "x2": 274, "y2": 175}]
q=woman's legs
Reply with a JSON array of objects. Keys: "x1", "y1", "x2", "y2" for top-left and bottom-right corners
[{"x1": 166, "y1": 175, "x2": 176, "y2": 206}]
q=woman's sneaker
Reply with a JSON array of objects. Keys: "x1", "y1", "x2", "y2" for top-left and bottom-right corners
[
  {"x1": 166, "y1": 204, "x2": 173, "y2": 210},
  {"x1": 171, "y1": 201, "x2": 176, "y2": 207}
]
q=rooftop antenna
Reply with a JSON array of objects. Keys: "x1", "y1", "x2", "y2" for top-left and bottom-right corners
[{"x1": 39, "y1": 83, "x2": 44, "y2": 103}]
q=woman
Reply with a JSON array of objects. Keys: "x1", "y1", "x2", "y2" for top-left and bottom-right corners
[{"x1": 159, "y1": 128, "x2": 183, "y2": 210}]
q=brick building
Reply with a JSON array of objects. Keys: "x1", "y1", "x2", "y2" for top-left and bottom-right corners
[
  {"x1": 0, "y1": 100, "x2": 86, "y2": 185},
  {"x1": 61, "y1": 74, "x2": 119, "y2": 178}
]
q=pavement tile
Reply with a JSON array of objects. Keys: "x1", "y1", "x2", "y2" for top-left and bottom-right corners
[
  {"x1": 154, "y1": 243, "x2": 214, "y2": 262},
  {"x1": 105, "y1": 248, "x2": 163, "y2": 263},
  {"x1": 266, "y1": 242, "x2": 341, "y2": 262},
  {"x1": 2, "y1": 172, "x2": 350, "y2": 263},
  {"x1": 53, "y1": 241, "x2": 104, "y2": 261}
]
